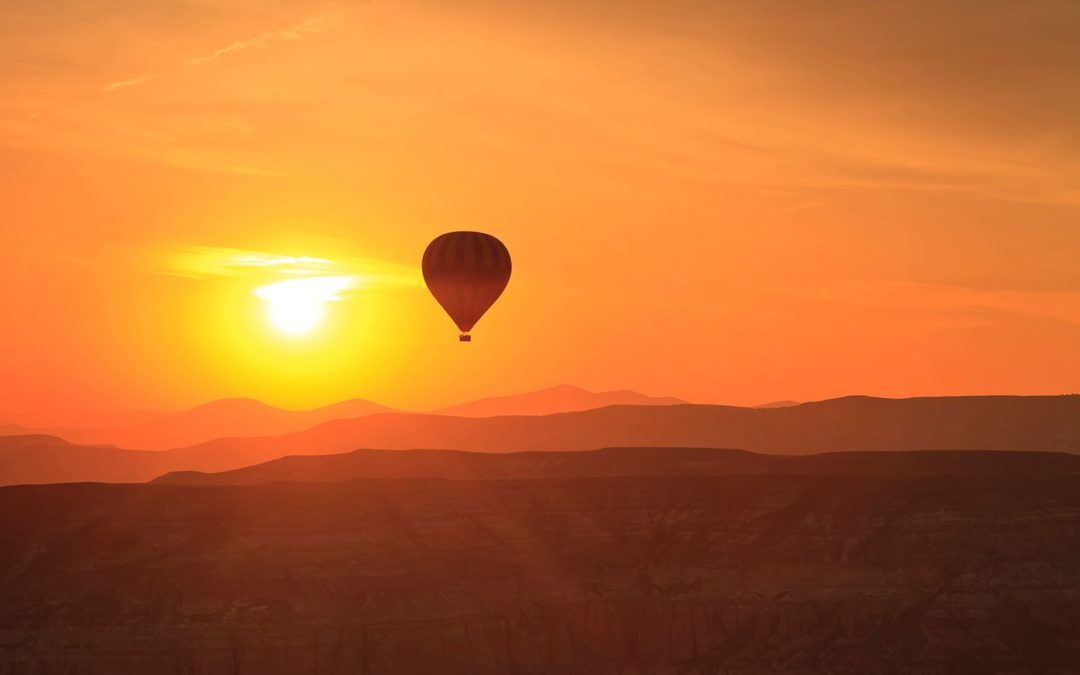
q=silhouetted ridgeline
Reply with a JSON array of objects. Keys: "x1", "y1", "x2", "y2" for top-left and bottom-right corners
[
  {"x1": 429, "y1": 384, "x2": 685, "y2": 417},
  {"x1": 0, "y1": 434, "x2": 165, "y2": 485},
  {"x1": 36, "y1": 397, "x2": 395, "y2": 450},
  {"x1": 0, "y1": 385, "x2": 678, "y2": 449},
  {"x1": 154, "y1": 446, "x2": 1080, "y2": 485},
  {"x1": 1, "y1": 470, "x2": 1079, "y2": 673},
  {"x1": 170, "y1": 394, "x2": 1080, "y2": 464},
  {"x1": 1, "y1": 395, "x2": 1077, "y2": 485}
]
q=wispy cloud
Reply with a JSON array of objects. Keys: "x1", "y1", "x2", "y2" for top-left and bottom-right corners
[
  {"x1": 100, "y1": 13, "x2": 340, "y2": 93},
  {"x1": 187, "y1": 13, "x2": 339, "y2": 66},
  {"x1": 162, "y1": 244, "x2": 421, "y2": 289},
  {"x1": 102, "y1": 74, "x2": 157, "y2": 93}
]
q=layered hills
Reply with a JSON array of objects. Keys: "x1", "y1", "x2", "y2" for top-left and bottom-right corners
[
  {"x1": 1, "y1": 394, "x2": 1078, "y2": 486},
  {"x1": 431, "y1": 384, "x2": 686, "y2": 417},
  {"x1": 156, "y1": 446, "x2": 1080, "y2": 485},
  {"x1": 172, "y1": 394, "x2": 1080, "y2": 468},
  {"x1": 48, "y1": 397, "x2": 394, "y2": 450},
  {"x1": 0, "y1": 386, "x2": 683, "y2": 450}
]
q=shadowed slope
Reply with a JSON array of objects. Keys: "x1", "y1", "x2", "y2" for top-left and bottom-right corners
[
  {"x1": 156, "y1": 446, "x2": 1080, "y2": 485},
  {"x1": 0, "y1": 435, "x2": 168, "y2": 485}
]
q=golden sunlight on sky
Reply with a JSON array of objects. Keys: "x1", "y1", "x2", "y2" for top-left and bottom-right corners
[
  {"x1": 1, "y1": 0, "x2": 1079, "y2": 415},
  {"x1": 255, "y1": 276, "x2": 355, "y2": 336}
]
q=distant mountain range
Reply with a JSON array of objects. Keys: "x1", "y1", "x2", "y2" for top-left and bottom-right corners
[
  {"x1": 0, "y1": 394, "x2": 1077, "y2": 486},
  {"x1": 169, "y1": 394, "x2": 1080, "y2": 466},
  {"x1": 0, "y1": 435, "x2": 165, "y2": 485},
  {"x1": 431, "y1": 384, "x2": 685, "y2": 417},
  {"x1": 0, "y1": 386, "x2": 683, "y2": 449},
  {"x1": 11, "y1": 398, "x2": 394, "y2": 450},
  {"x1": 753, "y1": 399, "x2": 800, "y2": 408}
]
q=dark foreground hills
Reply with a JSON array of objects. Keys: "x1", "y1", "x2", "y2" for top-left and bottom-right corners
[
  {"x1": 1, "y1": 459, "x2": 1079, "y2": 673},
  {"x1": 156, "y1": 446, "x2": 1080, "y2": 485}
]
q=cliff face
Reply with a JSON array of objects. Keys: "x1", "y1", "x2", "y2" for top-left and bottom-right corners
[{"x1": 1, "y1": 474, "x2": 1079, "y2": 674}]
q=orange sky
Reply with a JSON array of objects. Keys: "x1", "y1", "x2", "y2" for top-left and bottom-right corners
[{"x1": 1, "y1": 0, "x2": 1078, "y2": 418}]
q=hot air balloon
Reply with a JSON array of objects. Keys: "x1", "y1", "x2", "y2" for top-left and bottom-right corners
[{"x1": 422, "y1": 231, "x2": 512, "y2": 342}]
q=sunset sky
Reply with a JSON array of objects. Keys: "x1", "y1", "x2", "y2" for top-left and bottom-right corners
[{"x1": 2, "y1": 0, "x2": 1079, "y2": 418}]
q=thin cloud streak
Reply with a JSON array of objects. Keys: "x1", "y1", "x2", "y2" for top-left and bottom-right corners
[
  {"x1": 102, "y1": 74, "x2": 157, "y2": 93},
  {"x1": 98, "y1": 13, "x2": 340, "y2": 93},
  {"x1": 187, "y1": 13, "x2": 339, "y2": 66},
  {"x1": 162, "y1": 244, "x2": 422, "y2": 289}
]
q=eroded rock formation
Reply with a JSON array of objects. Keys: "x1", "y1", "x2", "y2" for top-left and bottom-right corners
[{"x1": 0, "y1": 472, "x2": 1078, "y2": 673}]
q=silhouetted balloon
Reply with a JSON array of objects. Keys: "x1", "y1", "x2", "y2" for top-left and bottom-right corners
[{"x1": 422, "y1": 231, "x2": 511, "y2": 342}]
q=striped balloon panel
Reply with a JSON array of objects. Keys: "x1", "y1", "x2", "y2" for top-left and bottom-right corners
[{"x1": 422, "y1": 231, "x2": 512, "y2": 333}]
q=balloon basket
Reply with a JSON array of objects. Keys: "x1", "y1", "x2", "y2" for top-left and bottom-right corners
[{"x1": 459, "y1": 334, "x2": 472, "y2": 342}]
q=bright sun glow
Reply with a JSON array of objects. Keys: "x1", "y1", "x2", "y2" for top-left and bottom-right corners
[{"x1": 253, "y1": 276, "x2": 355, "y2": 336}]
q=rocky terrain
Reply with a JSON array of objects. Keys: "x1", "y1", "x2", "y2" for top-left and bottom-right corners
[{"x1": 1, "y1": 459, "x2": 1079, "y2": 673}]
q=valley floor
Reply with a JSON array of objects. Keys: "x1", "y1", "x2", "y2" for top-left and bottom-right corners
[{"x1": 0, "y1": 472, "x2": 1078, "y2": 673}]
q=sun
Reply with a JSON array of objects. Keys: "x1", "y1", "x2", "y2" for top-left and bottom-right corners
[{"x1": 253, "y1": 276, "x2": 354, "y2": 336}]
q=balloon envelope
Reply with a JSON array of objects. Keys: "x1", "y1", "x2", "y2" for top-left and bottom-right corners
[{"x1": 422, "y1": 231, "x2": 512, "y2": 340}]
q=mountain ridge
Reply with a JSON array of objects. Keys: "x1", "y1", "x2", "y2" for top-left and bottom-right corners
[
  {"x1": 1, "y1": 385, "x2": 686, "y2": 448},
  {"x1": 2, "y1": 394, "x2": 1078, "y2": 486},
  {"x1": 431, "y1": 384, "x2": 686, "y2": 417},
  {"x1": 166, "y1": 394, "x2": 1080, "y2": 466},
  {"x1": 39, "y1": 397, "x2": 395, "y2": 450},
  {"x1": 155, "y1": 446, "x2": 1080, "y2": 486}
]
